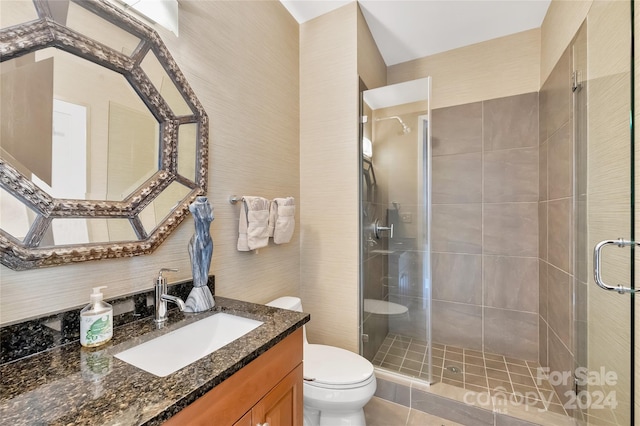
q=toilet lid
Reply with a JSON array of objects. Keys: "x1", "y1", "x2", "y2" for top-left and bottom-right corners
[{"x1": 304, "y1": 344, "x2": 374, "y2": 386}]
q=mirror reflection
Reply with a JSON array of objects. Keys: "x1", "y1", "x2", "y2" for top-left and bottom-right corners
[
  {"x1": 141, "y1": 51, "x2": 194, "y2": 117},
  {"x1": 0, "y1": 0, "x2": 38, "y2": 28},
  {"x1": 39, "y1": 218, "x2": 139, "y2": 247},
  {"x1": 140, "y1": 181, "x2": 192, "y2": 233},
  {"x1": 0, "y1": 187, "x2": 37, "y2": 242},
  {"x1": 0, "y1": 0, "x2": 208, "y2": 270},
  {"x1": 178, "y1": 123, "x2": 198, "y2": 181},
  {"x1": 0, "y1": 47, "x2": 159, "y2": 202},
  {"x1": 64, "y1": 1, "x2": 141, "y2": 54}
]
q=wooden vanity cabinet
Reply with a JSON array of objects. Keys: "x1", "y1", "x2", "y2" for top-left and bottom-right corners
[{"x1": 164, "y1": 328, "x2": 303, "y2": 426}]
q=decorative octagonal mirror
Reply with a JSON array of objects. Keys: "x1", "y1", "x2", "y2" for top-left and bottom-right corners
[{"x1": 0, "y1": 0, "x2": 208, "y2": 270}]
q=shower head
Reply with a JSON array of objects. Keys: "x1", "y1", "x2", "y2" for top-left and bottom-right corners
[{"x1": 375, "y1": 115, "x2": 411, "y2": 135}]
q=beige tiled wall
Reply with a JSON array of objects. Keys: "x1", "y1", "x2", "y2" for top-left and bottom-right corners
[
  {"x1": 357, "y1": 5, "x2": 386, "y2": 90},
  {"x1": 540, "y1": 0, "x2": 592, "y2": 85},
  {"x1": 299, "y1": 3, "x2": 360, "y2": 351},
  {"x1": 388, "y1": 29, "x2": 540, "y2": 110},
  {"x1": 298, "y1": 2, "x2": 386, "y2": 352},
  {"x1": 584, "y1": 1, "x2": 632, "y2": 423},
  {"x1": 1, "y1": 0, "x2": 301, "y2": 324},
  {"x1": 430, "y1": 92, "x2": 539, "y2": 361}
]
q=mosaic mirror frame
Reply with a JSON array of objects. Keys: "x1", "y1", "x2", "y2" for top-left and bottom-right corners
[{"x1": 0, "y1": 0, "x2": 208, "y2": 270}]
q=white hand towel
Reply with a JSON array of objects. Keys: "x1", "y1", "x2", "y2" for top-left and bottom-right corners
[
  {"x1": 268, "y1": 201, "x2": 277, "y2": 238},
  {"x1": 271, "y1": 197, "x2": 295, "y2": 244},
  {"x1": 237, "y1": 199, "x2": 250, "y2": 251},
  {"x1": 237, "y1": 196, "x2": 270, "y2": 251}
]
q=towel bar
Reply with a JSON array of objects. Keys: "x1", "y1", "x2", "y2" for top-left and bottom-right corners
[{"x1": 229, "y1": 195, "x2": 242, "y2": 204}]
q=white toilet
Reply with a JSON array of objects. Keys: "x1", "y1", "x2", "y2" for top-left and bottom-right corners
[{"x1": 266, "y1": 297, "x2": 377, "y2": 426}]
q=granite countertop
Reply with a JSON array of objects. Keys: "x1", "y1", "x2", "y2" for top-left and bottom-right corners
[{"x1": 0, "y1": 296, "x2": 309, "y2": 425}]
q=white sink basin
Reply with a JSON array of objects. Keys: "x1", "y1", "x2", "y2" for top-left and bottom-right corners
[{"x1": 115, "y1": 313, "x2": 263, "y2": 377}]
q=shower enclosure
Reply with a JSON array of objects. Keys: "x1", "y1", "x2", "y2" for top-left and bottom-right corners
[
  {"x1": 359, "y1": 2, "x2": 636, "y2": 423},
  {"x1": 359, "y1": 77, "x2": 432, "y2": 384}
]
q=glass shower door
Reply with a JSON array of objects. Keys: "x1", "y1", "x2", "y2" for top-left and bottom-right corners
[
  {"x1": 359, "y1": 77, "x2": 432, "y2": 383},
  {"x1": 572, "y1": 1, "x2": 635, "y2": 424}
]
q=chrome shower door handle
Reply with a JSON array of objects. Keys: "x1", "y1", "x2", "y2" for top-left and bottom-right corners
[
  {"x1": 593, "y1": 238, "x2": 638, "y2": 294},
  {"x1": 374, "y1": 220, "x2": 393, "y2": 239}
]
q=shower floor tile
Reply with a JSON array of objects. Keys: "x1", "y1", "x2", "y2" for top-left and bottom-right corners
[{"x1": 372, "y1": 333, "x2": 569, "y2": 417}]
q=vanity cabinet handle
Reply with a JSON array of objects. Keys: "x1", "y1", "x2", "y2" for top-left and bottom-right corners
[{"x1": 257, "y1": 423, "x2": 269, "y2": 426}]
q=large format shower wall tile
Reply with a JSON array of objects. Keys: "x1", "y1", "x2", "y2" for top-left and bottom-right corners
[
  {"x1": 539, "y1": 140, "x2": 548, "y2": 201},
  {"x1": 432, "y1": 152, "x2": 482, "y2": 204},
  {"x1": 538, "y1": 201, "x2": 548, "y2": 261},
  {"x1": 363, "y1": 253, "x2": 385, "y2": 300},
  {"x1": 432, "y1": 204, "x2": 482, "y2": 254},
  {"x1": 483, "y1": 202, "x2": 538, "y2": 257},
  {"x1": 432, "y1": 300, "x2": 482, "y2": 350},
  {"x1": 539, "y1": 317, "x2": 548, "y2": 368},
  {"x1": 432, "y1": 252, "x2": 482, "y2": 305},
  {"x1": 547, "y1": 198, "x2": 572, "y2": 274},
  {"x1": 546, "y1": 264, "x2": 572, "y2": 350},
  {"x1": 483, "y1": 92, "x2": 539, "y2": 152},
  {"x1": 483, "y1": 147, "x2": 539, "y2": 203},
  {"x1": 484, "y1": 307, "x2": 538, "y2": 361},
  {"x1": 431, "y1": 102, "x2": 482, "y2": 156},
  {"x1": 540, "y1": 48, "x2": 571, "y2": 141},
  {"x1": 547, "y1": 329, "x2": 574, "y2": 407},
  {"x1": 547, "y1": 120, "x2": 573, "y2": 200},
  {"x1": 483, "y1": 255, "x2": 539, "y2": 312},
  {"x1": 539, "y1": 260, "x2": 548, "y2": 320}
]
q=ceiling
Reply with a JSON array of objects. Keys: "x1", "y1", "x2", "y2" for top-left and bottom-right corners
[{"x1": 280, "y1": 0, "x2": 551, "y2": 66}]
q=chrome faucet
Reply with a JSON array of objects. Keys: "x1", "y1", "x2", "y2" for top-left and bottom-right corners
[{"x1": 154, "y1": 268, "x2": 186, "y2": 323}]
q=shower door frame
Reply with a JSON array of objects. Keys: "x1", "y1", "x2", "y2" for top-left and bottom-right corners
[
  {"x1": 417, "y1": 110, "x2": 433, "y2": 385},
  {"x1": 358, "y1": 77, "x2": 433, "y2": 385}
]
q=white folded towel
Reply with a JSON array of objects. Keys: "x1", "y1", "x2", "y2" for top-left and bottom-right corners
[
  {"x1": 237, "y1": 196, "x2": 270, "y2": 251},
  {"x1": 269, "y1": 197, "x2": 295, "y2": 244}
]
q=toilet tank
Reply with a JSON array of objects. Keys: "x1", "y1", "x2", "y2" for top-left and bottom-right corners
[
  {"x1": 266, "y1": 296, "x2": 307, "y2": 344},
  {"x1": 266, "y1": 296, "x2": 303, "y2": 312}
]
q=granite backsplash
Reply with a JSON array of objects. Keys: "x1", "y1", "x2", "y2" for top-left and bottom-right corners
[{"x1": 0, "y1": 276, "x2": 215, "y2": 365}]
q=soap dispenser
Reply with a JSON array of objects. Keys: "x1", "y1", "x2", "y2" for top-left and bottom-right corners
[{"x1": 80, "y1": 286, "x2": 113, "y2": 347}]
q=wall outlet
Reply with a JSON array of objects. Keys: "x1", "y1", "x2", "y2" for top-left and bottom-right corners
[{"x1": 401, "y1": 212, "x2": 412, "y2": 223}]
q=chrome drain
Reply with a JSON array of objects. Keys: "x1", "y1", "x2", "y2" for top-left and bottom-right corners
[{"x1": 445, "y1": 365, "x2": 462, "y2": 374}]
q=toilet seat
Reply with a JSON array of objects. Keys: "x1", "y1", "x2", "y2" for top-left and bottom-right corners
[
  {"x1": 304, "y1": 372, "x2": 376, "y2": 390},
  {"x1": 363, "y1": 299, "x2": 408, "y2": 315},
  {"x1": 304, "y1": 344, "x2": 374, "y2": 388}
]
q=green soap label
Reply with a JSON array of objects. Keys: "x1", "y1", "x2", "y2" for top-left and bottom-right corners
[
  {"x1": 81, "y1": 314, "x2": 112, "y2": 346},
  {"x1": 86, "y1": 316, "x2": 110, "y2": 342}
]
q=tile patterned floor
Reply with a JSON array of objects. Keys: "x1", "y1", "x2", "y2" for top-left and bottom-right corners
[
  {"x1": 372, "y1": 333, "x2": 568, "y2": 417},
  {"x1": 364, "y1": 396, "x2": 464, "y2": 426}
]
